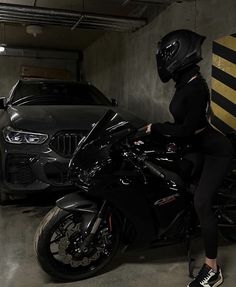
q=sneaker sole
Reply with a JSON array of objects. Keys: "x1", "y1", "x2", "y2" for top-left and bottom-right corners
[
  {"x1": 186, "y1": 276, "x2": 223, "y2": 287},
  {"x1": 212, "y1": 277, "x2": 223, "y2": 287}
]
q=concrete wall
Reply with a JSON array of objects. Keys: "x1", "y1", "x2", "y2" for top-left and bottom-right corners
[
  {"x1": 0, "y1": 53, "x2": 77, "y2": 98},
  {"x1": 84, "y1": 0, "x2": 236, "y2": 123}
]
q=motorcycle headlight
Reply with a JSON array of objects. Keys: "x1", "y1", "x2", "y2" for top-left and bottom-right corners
[{"x1": 3, "y1": 127, "x2": 48, "y2": 144}]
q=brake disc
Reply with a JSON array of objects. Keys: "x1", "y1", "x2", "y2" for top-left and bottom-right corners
[{"x1": 57, "y1": 227, "x2": 111, "y2": 267}]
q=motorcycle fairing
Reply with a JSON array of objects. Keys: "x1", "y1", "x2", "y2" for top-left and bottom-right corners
[
  {"x1": 65, "y1": 110, "x2": 192, "y2": 247},
  {"x1": 68, "y1": 109, "x2": 135, "y2": 186}
]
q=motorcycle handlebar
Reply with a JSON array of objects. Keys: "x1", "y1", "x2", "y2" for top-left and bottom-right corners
[{"x1": 132, "y1": 126, "x2": 148, "y2": 140}]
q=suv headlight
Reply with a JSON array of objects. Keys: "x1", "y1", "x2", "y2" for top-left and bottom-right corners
[{"x1": 3, "y1": 127, "x2": 48, "y2": 144}]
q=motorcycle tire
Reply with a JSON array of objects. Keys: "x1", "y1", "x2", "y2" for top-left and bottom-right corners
[
  {"x1": 34, "y1": 206, "x2": 121, "y2": 281},
  {"x1": 0, "y1": 191, "x2": 10, "y2": 205},
  {"x1": 219, "y1": 196, "x2": 236, "y2": 242}
]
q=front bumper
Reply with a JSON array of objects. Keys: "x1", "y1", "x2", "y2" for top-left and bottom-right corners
[{"x1": 0, "y1": 140, "x2": 75, "y2": 194}]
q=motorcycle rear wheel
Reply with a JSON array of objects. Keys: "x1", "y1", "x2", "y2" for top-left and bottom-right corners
[
  {"x1": 219, "y1": 196, "x2": 236, "y2": 242},
  {"x1": 34, "y1": 206, "x2": 120, "y2": 281}
]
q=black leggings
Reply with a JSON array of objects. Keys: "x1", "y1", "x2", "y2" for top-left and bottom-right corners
[{"x1": 193, "y1": 126, "x2": 234, "y2": 259}]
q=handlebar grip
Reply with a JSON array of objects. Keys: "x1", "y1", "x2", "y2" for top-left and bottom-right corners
[
  {"x1": 144, "y1": 161, "x2": 165, "y2": 179},
  {"x1": 138, "y1": 126, "x2": 147, "y2": 132},
  {"x1": 144, "y1": 160, "x2": 185, "y2": 187}
]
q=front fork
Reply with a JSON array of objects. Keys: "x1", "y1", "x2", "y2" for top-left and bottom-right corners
[{"x1": 80, "y1": 200, "x2": 109, "y2": 250}]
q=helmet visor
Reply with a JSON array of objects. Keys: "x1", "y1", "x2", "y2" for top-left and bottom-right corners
[{"x1": 156, "y1": 41, "x2": 179, "y2": 82}]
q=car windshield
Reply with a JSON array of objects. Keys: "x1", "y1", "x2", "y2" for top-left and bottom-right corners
[{"x1": 9, "y1": 82, "x2": 112, "y2": 106}]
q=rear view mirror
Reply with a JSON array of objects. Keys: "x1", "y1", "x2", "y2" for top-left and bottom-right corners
[
  {"x1": 111, "y1": 98, "x2": 118, "y2": 107},
  {"x1": 0, "y1": 97, "x2": 6, "y2": 109}
]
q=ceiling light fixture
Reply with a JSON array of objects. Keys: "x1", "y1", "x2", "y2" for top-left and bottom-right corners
[
  {"x1": 26, "y1": 25, "x2": 43, "y2": 37},
  {"x1": 0, "y1": 46, "x2": 5, "y2": 53},
  {"x1": 0, "y1": 23, "x2": 6, "y2": 53}
]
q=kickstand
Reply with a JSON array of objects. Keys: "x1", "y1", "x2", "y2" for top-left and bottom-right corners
[{"x1": 186, "y1": 235, "x2": 195, "y2": 278}]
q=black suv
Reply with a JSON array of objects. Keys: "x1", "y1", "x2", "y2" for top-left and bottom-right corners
[{"x1": 0, "y1": 79, "x2": 144, "y2": 202}]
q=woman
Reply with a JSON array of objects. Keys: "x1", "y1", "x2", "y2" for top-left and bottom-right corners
[{"x1": 146, "y1": 30, "x2": 234, "y2": 287}]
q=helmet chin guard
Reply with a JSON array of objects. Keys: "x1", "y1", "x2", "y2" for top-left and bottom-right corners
[{"x1": 156, "y1": 29, "x2": 206, "y2": 83}]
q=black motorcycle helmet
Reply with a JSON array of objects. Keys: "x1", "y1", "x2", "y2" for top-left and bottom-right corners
[{"x1": 156, "y1": 29, "x2": 206, "y2": 82}]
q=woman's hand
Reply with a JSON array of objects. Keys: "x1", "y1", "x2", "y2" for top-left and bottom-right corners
[
  {"x1": 133, "y1": 124, "x2": 152, "y2": 145},
  {"x1": 146, "y1": 123, "x2": 152, "y2": 134}
]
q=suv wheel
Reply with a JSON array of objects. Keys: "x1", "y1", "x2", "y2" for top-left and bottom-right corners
[{"x1": 0, "y1": 191, "x2": 10, "y2": 205}]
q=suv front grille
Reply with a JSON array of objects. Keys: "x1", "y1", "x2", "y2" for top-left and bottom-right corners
[{"x1": 50, "y1": 131, "x2": 86, "y2": 158}]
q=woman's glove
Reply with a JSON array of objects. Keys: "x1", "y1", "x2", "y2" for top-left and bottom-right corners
[{"x1": 146, "y1": 124, "x2": 152, "y2": 134}]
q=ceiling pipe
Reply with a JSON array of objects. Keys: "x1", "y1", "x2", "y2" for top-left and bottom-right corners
[
  {"x1": 123, "y1": 0, "x2": 172, "y2": 5},
  {"x1": 130, "y1": 0, "x2": 169, "y2": 4},
  {"x1": 1, "y1": 47, "x2": 80, "y2": 59},
  {"x1": 0, "y1": 3, "x2": 146, "y2": 32},
  {"x1": 71, "y1": 15, "x2": 84, "y2": 31},
  {"x1": 0, "y1": 11, "x2": 144, "y2": 26},
  {"x1": 0, "y1": 9, "x2": 145, "y2": 25},
  {"x1": 0, "y1": 15, "x2": 140, "y2": 32}
]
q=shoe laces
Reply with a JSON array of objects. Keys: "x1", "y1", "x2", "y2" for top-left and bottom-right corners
[
  {"x1": 196, "y1": 264, "x2": 215, "y2": 284},
  {"x1": 200, "y1": 273, "x2": 212, "y2": 284}
]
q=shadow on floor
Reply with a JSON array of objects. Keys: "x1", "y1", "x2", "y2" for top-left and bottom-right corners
[{"x1": 1, "y1": 193, "x2": 236, "y2": 285}]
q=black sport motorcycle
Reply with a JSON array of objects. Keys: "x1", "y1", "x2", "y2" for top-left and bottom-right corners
[{"x1": 34, "y1": 110, "x2": 236, "y2": 281}]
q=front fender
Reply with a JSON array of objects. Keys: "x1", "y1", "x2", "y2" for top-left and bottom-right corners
[{"x1": 56, "y1": 192, "x2": 98, "y2": 213}]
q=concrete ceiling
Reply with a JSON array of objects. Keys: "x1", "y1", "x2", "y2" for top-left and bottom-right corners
[
  {"x1": 0, "y1": 0, "x2": 178, "y2": 51},
  {"x1": 0, "y1": 0, "x2": 172, "y2": 16}
]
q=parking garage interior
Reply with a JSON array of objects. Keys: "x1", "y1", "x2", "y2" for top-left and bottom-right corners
[{"x1": 0, "y1": 0, "x2": 235, "y2": 287}]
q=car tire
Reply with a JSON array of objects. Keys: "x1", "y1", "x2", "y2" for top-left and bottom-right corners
[{"x1": 0, "y1": 191, "x2": 10, "y2": 205}]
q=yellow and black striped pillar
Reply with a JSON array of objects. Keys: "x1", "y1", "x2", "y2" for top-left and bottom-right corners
[{"x1": 211, "y1": 34, "x2": 236, "y2": 133}]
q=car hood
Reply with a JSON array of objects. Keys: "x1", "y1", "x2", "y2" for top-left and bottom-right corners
[{"x1": 7, "y1": 105, "x2": 145, "y2": 134}]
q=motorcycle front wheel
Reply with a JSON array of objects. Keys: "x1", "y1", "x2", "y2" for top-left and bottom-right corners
[{"x1": 34, "y1": 206, "x2": 121, "y2": 281}]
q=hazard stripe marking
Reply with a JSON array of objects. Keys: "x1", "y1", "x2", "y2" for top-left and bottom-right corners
[
  {"x1": 211, "y1": 101, "x2": 236, "y2": 130},
  {"x1": 212, "y1": 90, "x2": 236, "y2": 116},
  {"x1": 213, "y1": 41, "x2": 236, "y2": 65},
  {"x1": 212, "y1": 66, "x2": 236, "y2": 91},
  {"x1": 215, "y1": 36, "x2": 236, "y2": 53},
  {"x1": 211, "y1": 116, "x2": 234, "y2": 134},
  {"x1": 212, "y1": 54, "x2": 236, "y2": 79},
  {"x1": 211, "y1": 77, "x2": 236, "y2": 104}
]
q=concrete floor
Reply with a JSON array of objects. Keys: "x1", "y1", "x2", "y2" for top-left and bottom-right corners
[{"x1": 0, "y1": 197, "x2": 236, "y2": 287}]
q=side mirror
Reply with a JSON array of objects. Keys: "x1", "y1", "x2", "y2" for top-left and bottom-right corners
[
  {"x1": 0, "y1": 97, "x2": 6, "y2": 109},
  {"x1": 111, "y1": 98, "x2": 118, "y2": 107}
]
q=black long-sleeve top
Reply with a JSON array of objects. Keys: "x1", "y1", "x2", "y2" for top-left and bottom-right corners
[{"x1": 151, "y1": 65, "x2": 210, "y2": 137}]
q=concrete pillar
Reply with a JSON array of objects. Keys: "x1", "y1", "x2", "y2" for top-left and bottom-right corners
[{"x1": 84, "y1": 0, "x2": 236, "y2": 123}]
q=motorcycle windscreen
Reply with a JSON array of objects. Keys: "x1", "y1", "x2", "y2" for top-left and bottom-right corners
[{"x1": 68, "y1": 109, "x2": 135, "y2": 185}]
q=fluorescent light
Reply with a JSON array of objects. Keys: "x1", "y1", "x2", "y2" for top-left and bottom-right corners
[{"x1": 0, "y1": 46, "x2": 5, "y2": 53}]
